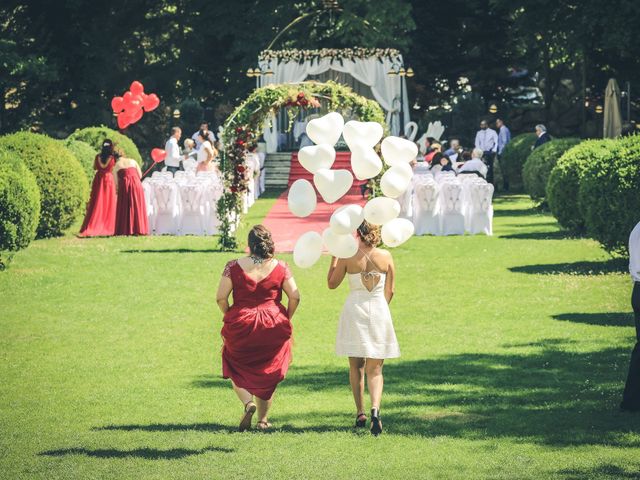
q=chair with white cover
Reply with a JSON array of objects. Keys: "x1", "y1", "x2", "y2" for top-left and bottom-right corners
[
  {"x1": 440, "y1": 182, "x2": 465, "y2": 235},
  {"x1": 201, "y1": 180, "x2": 222, "y2": 235},
  {"x1": 153, "y1": 181, "x2": 181, "y2": 235},
  {"x1": 141, "y1": 180, "x2": 157, "y2": 233},
  {"x1": 398, "y1": 183, "x2": 413, "y2": 219},
  {"x1": 178, "y1": 183, "x2": 205, "y2": 235},
  {"x1": 182, "y1": 157, "x2": 197, "y2": 173},
  {"x1": 467, "y1": 183, "x2": 494, "y2": 235},
  {"x1": 413, "y1": 180, "x2": 440, "y2": 235}
]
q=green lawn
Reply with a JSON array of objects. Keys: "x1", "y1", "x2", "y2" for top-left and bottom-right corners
[{"x1": 1, "y1": 193, "x2": 638, "y2": 479}]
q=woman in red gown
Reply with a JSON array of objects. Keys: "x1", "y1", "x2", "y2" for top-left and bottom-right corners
[
  {"x1": 113, "y1": 153, "x2": 148, "y2": 236},
  {"x1": 78, "y1": 140, "x2": 117, "y2": 237},
  {"x1": 216, "y1": 225, "x2": 300, "y2": 431}
]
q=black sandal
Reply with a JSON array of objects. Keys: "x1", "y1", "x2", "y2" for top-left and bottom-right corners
[
  {"x1": 370, "y1": 407, "x2": 382, "y2": 436},
  {"x1": 355, "y1": 413, "x2": 367, "y2": 428}
]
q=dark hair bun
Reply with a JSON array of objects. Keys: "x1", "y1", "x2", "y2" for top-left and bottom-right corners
[
  {"x1": 357, "y1": 220, "x2": 381, "y2": 247},
  {"x1": 248, "y1": 224, "x2": 275, "y2": 259}
]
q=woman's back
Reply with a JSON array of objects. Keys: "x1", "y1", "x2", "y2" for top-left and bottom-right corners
[{"x1": 345, "y1": 248, "x2": 391, "y2": 294}]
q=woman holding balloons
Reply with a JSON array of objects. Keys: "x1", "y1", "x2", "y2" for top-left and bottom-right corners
[{"x1": 327, "y1": 220, "x2": 400, "y2": 436}]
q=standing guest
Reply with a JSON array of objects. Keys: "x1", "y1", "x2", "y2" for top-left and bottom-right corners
[
  {"x1": 533, "y1": 124, "x2": 552, "y2": 149},
  {"x1": 474, "y1": 120, "x2": 498, "y2": 184},
  {"x1": 621, "y1": 221, "x2": 640, "y2": 412},
  {"x1": 164, "y1": 127, "x2": 183, "y2": 175},
  {"x1": 78, "y1": 139, "x2": 117, "y2": 237},
  {"x1": 216, "y1": 225, "x2": 299, "y2": 431},
  {"x1": 113, "y1": 150, "x2": 148, "y2": 236},
  {"x1": 328, "y1": 221, "x2": 400, "y2": 436},
  {"x1": 192, "y1": 122, "x2": 216, "y2": 149},
  {"x1": 196, "y1": 130, "x2": 218, "y2": 173},
  {"x1": 457, "y1": 148, "x2": 488, "y2": 178},
  {"x1": 496, "y1": 118, "x2": 512, "y2": 190}
]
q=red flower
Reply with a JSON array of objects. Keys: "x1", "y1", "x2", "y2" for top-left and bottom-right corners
[
  {"x1": 236, "y1": 126, "x2": 244, "y2": 133},
  {"x1": 297, "y1": 92, "x2": 305, "y2": 99},
  {"x1": 230, "y1": 186, "x2": 238, "y2": 193},
  {"x1": 300, "y1": 99, "x2": 308, "y2": 107},
  {"x1": 236, "y1": 165, "x2": 246, "y2": 173},
  {"x1": 236, "y1": 139, "x2": 245, "y2": 146}
]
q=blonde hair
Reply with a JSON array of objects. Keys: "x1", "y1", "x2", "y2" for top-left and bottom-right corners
[{"x1": 356, "y1": 221, "x2": 381, "y2": 247}]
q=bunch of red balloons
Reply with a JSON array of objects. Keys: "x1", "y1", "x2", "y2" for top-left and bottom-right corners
[{"x1": 111, "y1": 81, "x2": 160, "y2": 130}]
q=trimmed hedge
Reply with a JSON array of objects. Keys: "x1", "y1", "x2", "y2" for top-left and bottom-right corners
[
  {"x1": 501, "y1": 133, "x2": 537, "y2": 190},
  {"x1": 578, "y1": 134, "x2": 640, "y2": 253},
  {"x1": 523, "y1": 137, "x2": 581, "y2": 202},
  {"x1": 0, "y1": 154, "x2": 41, "y2": 269},
  {"x1": 546, "y1": 139, "x2": 617, "y2": 233},
  {"x1": 64, "y1": 139, "x2": 98, "y2": 181},
  {"x1": 0, "y1": 132, "x2": 88, "y2": 238},
  {"x1": 68, "y1": 126, "x2": 142, "y2": 165}
]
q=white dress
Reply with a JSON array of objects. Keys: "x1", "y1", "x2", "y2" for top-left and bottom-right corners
[{"x1": 335, "y1": 256, "x2": 400, "y2": 359}]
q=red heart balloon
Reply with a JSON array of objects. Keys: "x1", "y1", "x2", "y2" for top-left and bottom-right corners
[
  {"x1": 111, "y1": 96, "x2": 124, "y2": 113},
  {"x1": 117, "y1": 112, "x2": 131, "y2": 130},
  {"x1": 143, "y1": 93, "x2": 160, "y2": 112},
  {"x1": 122, "y1": 91, "x2": 134, "y2": 107},
  {"x1": 151, "y1": 148, "x2": 166, "y2": 163},
  {"x1": 128, "y1": 106, "x2": 144, "y2": 125},
  {"x1": 130, "y1": 80, "x2": 144, "y2": 96}
]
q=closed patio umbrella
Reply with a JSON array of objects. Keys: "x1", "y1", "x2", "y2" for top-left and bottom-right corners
[{"x1": 603, "y1": 78, "x2": 622, "y2": 138}]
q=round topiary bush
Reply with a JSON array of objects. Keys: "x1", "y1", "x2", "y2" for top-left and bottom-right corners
[
  {"x1": 500, "y1": 132, "x2": 537, "y2": 191},
  {"x1": 578, "y1": 134, "x2": 640, "y2": 254},
  {"x1": 64, "y1": 139, "x2": 98, "y2": 181},
  {"x1": 523, "y1": 137, "x2": 581, "y2": 202},
  {"x1": 546, "y1": 139, "x2": 617, "y2": 233},
  {"x1": 67, "y1": 126, "x2": 142, "y2": 165},
  {"x1": 0, "y1": 154, "x2": 41, "y2": 269},
  {"x1": 0, "y1": 132, "x2": 88, "y2": 238}
]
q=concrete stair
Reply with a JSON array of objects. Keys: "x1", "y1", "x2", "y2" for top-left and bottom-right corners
[{"x1": 264, "y1": 153, "x2": 292, "y2": 188}]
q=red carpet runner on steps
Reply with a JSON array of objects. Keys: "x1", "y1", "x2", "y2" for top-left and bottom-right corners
[{"x1": 262, "y1": 152, "x2": 367, "y2": 252}]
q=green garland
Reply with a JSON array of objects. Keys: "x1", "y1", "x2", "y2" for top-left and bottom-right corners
[{"x1": 217, "y1": 81, "x2": 386, "y2": 251}]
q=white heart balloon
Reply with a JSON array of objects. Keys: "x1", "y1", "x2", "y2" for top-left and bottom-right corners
[
  {"x1": 330, "y1": 204, "x2": 365, "y2": 235},
  {"x1": 363, "y1": 197, "x2": 401, "y2": 225},
  {"x1": 381, "y1": 136, "x2": 419, "y2": 166},
  {"x1": 313, "y1": 168, "x2": 353, "y2": 204},
  {"x1": 306, "y1": 112, "x2": 344, "y2": 146},
  {"x1": 381, "y1": 218, "x2": 415, "y2": 247},
  {"x1": 322, "y1": 228, "x2": 358, "y2": 259},
  {"x1": 298, "y1": 144, "x2": 335, "y2": 174},
  {"x1": 293, "y1": 231, "x2": 323, "y2": 268},
  {"x1": 350, "y1": 143, "x2": 383, "y2": 180},
  {"x1": 287, "y1": 179, "x2": 317, "y2": 217},
  {"x1": 380, "y1": 165, "x2": 412, "y2": 198},
  {"x1": 343, "y1": 120, "x2": 384, "y2": 149},
  {"x1": 393, "y1": 161, "x2": 414, "y2": 181}
]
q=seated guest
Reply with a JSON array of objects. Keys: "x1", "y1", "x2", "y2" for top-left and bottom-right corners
[
  {"x1": 533, "y1": 124, "x2": 552, "y2": 149},
  {"x1": 443, "y1": 139, "x2": 461, "y2": 161},
  {"x1": 424, "y1": 142, "x2": 442, "y2": 164},
  {"x1": 429, "y1": 153, "x2": 454, "y2": 173},
  {"x1": 457, "y1": 148, "x2": 488, "y2": 178}
]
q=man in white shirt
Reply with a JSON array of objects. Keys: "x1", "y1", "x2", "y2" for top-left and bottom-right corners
[
  {"x1": 457, "y1": 148, "x2": 488, "y2": 178},
  {"x1": 164, "y1": 127, "x2": 183, "y2": 175},
  {"x1": 621, "y1": 221, "x2": 640, "y2": 412},
  {"x1": 192, "y1": 122, "x2": 216, "y2": 150},
  {"x1": 474, "y1": 120, "x2": 498, "y2": 184}
]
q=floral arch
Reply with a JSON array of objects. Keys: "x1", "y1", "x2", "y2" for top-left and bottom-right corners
[{"x1": 217, "y1": 80, "x2": 386, "y2": 250}]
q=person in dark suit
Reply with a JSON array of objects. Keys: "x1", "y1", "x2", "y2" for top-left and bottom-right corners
[
  {"x1": 533, "y1": 124, "x2": 552, "y2": 149},
  {"x1": 621, "y1": 221, "x2": 640, "y2": 412}
]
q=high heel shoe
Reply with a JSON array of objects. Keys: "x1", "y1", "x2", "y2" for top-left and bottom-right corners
[
  {"x1": 370, "y1": 407, "x2": 382, "y2": 436},
  {"x1": 355, "y1": 413, "x2": 367, "y2": 428},
  {"x1": 239, "y1": 401, "x2": 256, "y2": 432}
]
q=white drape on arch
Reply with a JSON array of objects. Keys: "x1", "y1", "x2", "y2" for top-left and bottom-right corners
[{"x1": 258, "y1": 55, "x2": 410, "y2": 153}]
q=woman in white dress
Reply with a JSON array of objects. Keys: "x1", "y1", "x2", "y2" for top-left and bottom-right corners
[
  {"x1": 196, "y1": 130, "x2": 218, "y2": 174},
  {"x1": 327, "y1": 221, "x2": 400, "y2": 435}
]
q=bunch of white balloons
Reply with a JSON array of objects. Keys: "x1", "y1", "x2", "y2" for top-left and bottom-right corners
[{"x1": 288, "y1": 112, "x2": 416, "y2": 268}]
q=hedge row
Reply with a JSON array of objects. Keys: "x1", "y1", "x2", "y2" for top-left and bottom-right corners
[
  {"x1": 500, "y1": 132, "x2": 537, "y2": 190},
  {"x1": 547, "y1": 135, "x2": 640, "y2": 253},
  {"x1": 523, "y1": 138, "x2": 581, "y2": 202},
  {"x1": 0, "y1": 128, "x2": 142, "y2": 269}
]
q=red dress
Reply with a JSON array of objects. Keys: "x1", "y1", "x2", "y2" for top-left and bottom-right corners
[
  {"x1": 79, "y1": 155, "x2": 116, "y2": 237},
  {"x1": 221, "y1": 260, "x2": 293, "y2": 400},
  {"x1": 114, "y1": 167, "x2": 149, "y2": 235}
]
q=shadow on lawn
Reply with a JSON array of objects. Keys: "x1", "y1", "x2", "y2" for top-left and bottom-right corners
[
  {"x1": 39, "y1": 446, "x2": 232, "y2": 459},
  {"x1": 509, "y1": 258, "x2": 627, "y2": 275},
  {"x1": 499, "y1": 230, "x2": 574, "y2": 240},
  {"x1": 120, "y1": 248, "x2": 219, "y2": 254},
  {"x1": 552, "y1": 312, "x2": 633, "y2": 327},
  {"x1": 93, "y1": 340, "x2": 640, "y2": 447}
]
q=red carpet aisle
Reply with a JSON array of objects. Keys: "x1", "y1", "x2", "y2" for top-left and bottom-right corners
[{"x1": 263, "y1": 152, "x2": 366, "y2": 252}]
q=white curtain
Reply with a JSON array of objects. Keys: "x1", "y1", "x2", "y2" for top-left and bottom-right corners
[{"x1": 258, "y1": 55, "x2": 410, "y2": 152}]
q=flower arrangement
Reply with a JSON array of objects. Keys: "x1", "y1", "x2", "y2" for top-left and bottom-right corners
[
  {"x1": 259, "y1": 48, "x2": 401, "y2": 64},
  {"x1": 216, "y1": 81, "x2": 386, "y2": 251}
]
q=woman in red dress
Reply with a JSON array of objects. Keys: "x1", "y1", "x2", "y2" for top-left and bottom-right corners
[
  {"x1": 216, "y1": 225, "x2": 300, "y2": 431},
  {"x1": 78, "y1": 139, "x2": 117, "y2": 237},
  {"x1": 113, "y1": 152, "x2": 148, "y2": 236}
]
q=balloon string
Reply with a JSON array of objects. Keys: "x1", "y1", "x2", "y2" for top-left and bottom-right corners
[{"x1": 142, "y1": 163, "x2": 156, "y2": 179}]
